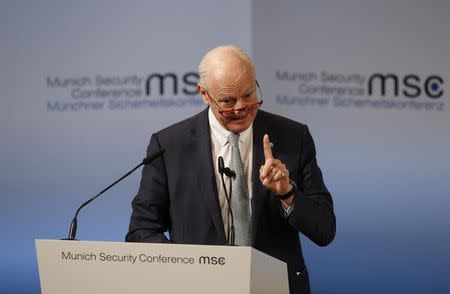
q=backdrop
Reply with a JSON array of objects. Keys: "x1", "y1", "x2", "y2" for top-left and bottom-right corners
[{"x1": 2, "y1": 1, "x2": 449, "y2": 293}]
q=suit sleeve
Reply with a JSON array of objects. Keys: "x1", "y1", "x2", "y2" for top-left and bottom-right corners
[
  {"x1": 126, "y1": 134, "x2": 172, "y2": 243},
  {"x1": 287, "y1": 126, "x2": 336, "y2": 246}
]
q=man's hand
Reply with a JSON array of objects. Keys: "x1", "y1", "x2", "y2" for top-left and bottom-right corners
[{"x1": 259, "y1": 134, "x2": 294, "y2": 205}]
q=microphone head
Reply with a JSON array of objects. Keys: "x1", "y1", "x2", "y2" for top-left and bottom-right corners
[
  {"x1": 218, "y1": 156, "x2": 225, "y2": 175},
  {"x1": 224, "y1": 167, "x2": 236, "y2": 179},
  {"x1": 142, "y1": 149, "x2": 165, "y2": 165}
]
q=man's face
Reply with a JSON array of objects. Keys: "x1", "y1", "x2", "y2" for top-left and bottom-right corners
[{"x1": 198, "y1": 62, "x2": 259, "y2": 134}]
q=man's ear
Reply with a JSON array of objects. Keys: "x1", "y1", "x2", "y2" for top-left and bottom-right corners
[{"x1": 197, "y1": 83, "x2": 210, "y2": 104}]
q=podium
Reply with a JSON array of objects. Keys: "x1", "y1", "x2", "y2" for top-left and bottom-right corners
[{"x1": 35, "y1": 239, "x2": 289, "y2": 294}]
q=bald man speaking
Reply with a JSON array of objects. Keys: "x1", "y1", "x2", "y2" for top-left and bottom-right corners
[{"x1": 127, "y1": 45, "x2": 335, "y2": 294}]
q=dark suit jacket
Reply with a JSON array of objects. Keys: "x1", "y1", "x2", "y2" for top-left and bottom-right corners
[{"x1": 127, "y1": 108, "x2": 335, "y2": 294}]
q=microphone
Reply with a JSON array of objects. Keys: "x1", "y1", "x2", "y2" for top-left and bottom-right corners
[
  {"x1": 218, "y1": 156, "x2": 236, "y2": 179},
  {"x1": 64, "y1": 149, "x2": 165, "y2": 240},
  {"x1": 218, "y1": 156, "x2": 235, "y2": 245}
]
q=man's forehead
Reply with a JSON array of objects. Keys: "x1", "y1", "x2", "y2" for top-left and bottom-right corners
[
  {"x1": 213, "y1": 82, "x2": 254, "y2": 97},
  {"x1": 209, "y1": 68, "x2": 254, "y2": 89}
]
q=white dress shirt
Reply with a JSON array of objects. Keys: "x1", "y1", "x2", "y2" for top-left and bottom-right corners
[
  {"x1": 209, "y1": 108, "x2": 253, "y2": 237},
  {"x1": 208, "y1": 108, "x2": 294, "y2": 237}
]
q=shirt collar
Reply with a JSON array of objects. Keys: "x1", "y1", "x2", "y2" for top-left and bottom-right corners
[{"x1": 208, "y1": 108, "x2": 253, "y2": 146}]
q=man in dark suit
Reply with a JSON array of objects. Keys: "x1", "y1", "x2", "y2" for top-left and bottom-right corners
[{"x1": 126, "y1": 45, "x2": 335, "y2": 294}]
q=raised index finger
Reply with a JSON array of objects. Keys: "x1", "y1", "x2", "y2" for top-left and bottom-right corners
[{"x1": 263, "y1": 134, "x2": 273, "y2": 161}]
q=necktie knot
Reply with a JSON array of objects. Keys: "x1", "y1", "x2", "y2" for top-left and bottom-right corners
[{"x1": 227, "y1": 133, "x2": 240, "y2": 148}]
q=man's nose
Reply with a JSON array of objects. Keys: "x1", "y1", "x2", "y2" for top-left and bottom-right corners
[
  {"x1": 233, "y1": 107, "x2": 247, "y2": 115},
  {"x1": 233, "y1": 100, "x2": 247, "y2": 113}
]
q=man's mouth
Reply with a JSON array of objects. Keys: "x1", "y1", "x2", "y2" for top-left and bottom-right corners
[{"x1": 229, "y1": 115, "x2": 247, "y2": 122}]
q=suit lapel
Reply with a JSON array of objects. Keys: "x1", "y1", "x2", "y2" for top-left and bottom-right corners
[{"x1": 193, "y1": 108, "x2": 226, "y2": 242}]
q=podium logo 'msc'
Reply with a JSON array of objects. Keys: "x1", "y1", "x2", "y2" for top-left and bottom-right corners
[{"x1": 198, "y1": 255, "x2": 226, "y2": 265}]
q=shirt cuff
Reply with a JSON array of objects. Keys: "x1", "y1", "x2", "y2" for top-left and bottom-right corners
[{"x1": 281, "y1": 202, "x2": 295, "y2": 218}]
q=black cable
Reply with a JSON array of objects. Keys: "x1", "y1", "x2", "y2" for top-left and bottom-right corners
[{"x1": 220, "y1": 172, "x2": 235, "y2": 245}]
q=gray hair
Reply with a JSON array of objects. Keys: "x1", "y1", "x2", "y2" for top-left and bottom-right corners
[{"x1": 198, "y1": 45, "x2": 255, "y2": 89}]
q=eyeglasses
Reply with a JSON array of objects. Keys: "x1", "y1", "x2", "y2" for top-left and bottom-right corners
[{"x1": 204, "y1": 80, "x2": 264, "y2": 117}]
